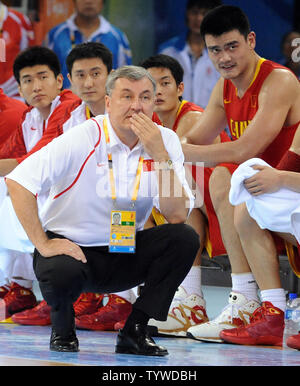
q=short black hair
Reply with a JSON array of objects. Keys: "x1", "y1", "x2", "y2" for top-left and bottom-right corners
[
  {"x1": 66, "y1": 42, "x2": 113, "y2": 75},
  {"x1": 13, "y1": 46, "x2": 61, "y2": 84},
  {"x1": 186, "y1": 0, "x2": 222, "y2": 11},
  {"x1": 200, "y1": 5, "x2": 251, "y2": 41},
  {"x1": 139, "y1": 54, "x2": 184, "y2": 86}
]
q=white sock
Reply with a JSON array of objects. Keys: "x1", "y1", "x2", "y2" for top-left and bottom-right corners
[
  {"x1": 180, "y1": 265, "x2": 203, "y2": 297},
  {"x1": 260, "y1": 288, "x2": 286, "y2": 312},
  {"x1": 12, "y1": 278, "x2": 32, "y2": 289},
  {"x1": 231, "y1": 272, "x2": 259, "y2": 302}
]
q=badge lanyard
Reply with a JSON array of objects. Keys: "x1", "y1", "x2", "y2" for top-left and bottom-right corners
[
  {"x1": 86, "y1": 105, "x2": 91, "y2": 119},
  {"x1": 103, "y1": 117, "x2": 144, "y2": 208},
  {"x1": 103, "y1": 118, "x2": 144, "y2": 253}
]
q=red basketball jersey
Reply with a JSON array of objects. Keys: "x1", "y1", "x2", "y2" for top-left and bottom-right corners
[
  {"x1": 223, "y1": 58, "x2": 300, "y2": 166},
  {"x1": 152, "y1": 100, "x2": 204, "y2": 132},
  {"x1": 172, "y1": 100, "x2": 204, "y2": 132}
]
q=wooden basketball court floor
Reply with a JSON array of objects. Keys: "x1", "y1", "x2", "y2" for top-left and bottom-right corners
[{"x1": 0, "y1": 286, "x2": 299, "y2": 368}]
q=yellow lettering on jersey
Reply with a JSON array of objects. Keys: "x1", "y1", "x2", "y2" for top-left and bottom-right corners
[{"x1": 230, "y1": 119, "x2": 251, "y2": 139}]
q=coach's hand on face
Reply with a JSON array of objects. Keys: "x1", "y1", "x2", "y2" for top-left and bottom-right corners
[{"x1": 130, "y1": 112, "x2": 169, "y2": 162}]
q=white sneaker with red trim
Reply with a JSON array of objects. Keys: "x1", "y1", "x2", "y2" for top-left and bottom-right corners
[
  {"x1": 187, "y1": 291, "x2": 260, "y2": 342},
  {"x1": 148, "y1": 286, "x2": 208, "y2": 337}
]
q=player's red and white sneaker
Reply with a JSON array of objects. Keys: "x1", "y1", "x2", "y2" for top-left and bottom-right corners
[
  {"x1": 187, "y1": 291, "x2": 260, "y2": 342},
  {"x1": 73, "y1": 292, "x2": 104, "y2": 317},
  {"x1": 219, "y1": 301, "x2": 284, "y2": 346},
  {"x1": 75, "y1": 294, "x2": 132, "y2": 330},
  {"x1": 148, "y1": 286, "x2": 208, "y2": 337},
  {"x1": 0, "y1": 285, "x2": 10, "y2": 299},
  {"x1": 0, "y1": 282, "x2": 37, "y2": 320},
  {"x1": 11, "y1": 292, "x2": 104, "y2": 326},
  {"x1": 12, "y1": 300, "x2": 51, "y2": 325},
  {"x1": 286, "y1": 333, "x2": 300, "y2": 350}
]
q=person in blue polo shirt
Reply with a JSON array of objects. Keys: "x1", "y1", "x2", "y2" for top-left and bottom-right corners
[
  {"x1": 158, "y1": 0, "x2": 221, "y2": 108},
  {"x1": 46, "y1": 0, "x2": 132, "y2": 89}
]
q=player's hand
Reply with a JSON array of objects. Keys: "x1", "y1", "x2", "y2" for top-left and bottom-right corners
[
  {"x1": 130, "y1": 113, "x2": 169, "y2": 161},
  {"x1": 244, "y1": 165, "x2": 282, "y2": 195},
  {"x1": 38, "y1": 238, "x2": 87, "y2": 263}
]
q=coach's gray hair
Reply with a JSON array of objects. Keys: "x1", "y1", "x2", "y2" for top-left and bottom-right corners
[{"x1": 105, "y1": 65, "x2": 156, "y2": 96}]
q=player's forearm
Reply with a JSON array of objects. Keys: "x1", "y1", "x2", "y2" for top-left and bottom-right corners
[
  {"x1": 5, "y1": 179, "x2": 49, "y2": 251},
  {"x1": 182, "y1": 141, "x2": 244, "y2": 166},
  {"x1": 181, "y1": 143, "x2": 221, "y2": 166},
  {"x1": 156, "y1": 167, "x2": 189, "y2": 223},
  {"x1": 280, "y1": 171, "x2": 300, "y2": 193}
]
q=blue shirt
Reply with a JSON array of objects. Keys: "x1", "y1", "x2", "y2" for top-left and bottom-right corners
[
  {"x1": 47, "y1": 14, "x2": 132, "y2": 89},
  {"x1": 158, "y1": 33, "x2": 219, "y2": 108}
]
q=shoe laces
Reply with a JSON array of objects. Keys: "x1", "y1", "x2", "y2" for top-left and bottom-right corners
[
  {"x1": 214, "y1": 302, "x2": 241, "y2": 323},
  {"x1": 73, "y1": 293, "x2": 103, "y2": 314},
  {"x1": 249, "y1": 302, "x2": 276, "y2": 324},
  {"x1": 95, "y1": 294, "x2": 130, "y2": 315},
  {"x1": 213, "y1": 291, "x2": 258, "y2": 324},
  {"x1": 249, "y1": 312, "x2": 263, "y2": 325}
]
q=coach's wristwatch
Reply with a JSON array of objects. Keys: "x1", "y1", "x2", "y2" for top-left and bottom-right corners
[{"x1": 155, "y1": 159, "x2": 174, "y2": 170}]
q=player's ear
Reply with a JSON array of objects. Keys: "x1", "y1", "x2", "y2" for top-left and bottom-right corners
[
  {"x1": 247, "y1": 31, "x2": 256, "y2": 50},
  {"x1": 56, "y1": 73, "x2": 64, "y2": 91},
  {"x1": 177, "y1": 82, "x2": 184, "y2": 98}
]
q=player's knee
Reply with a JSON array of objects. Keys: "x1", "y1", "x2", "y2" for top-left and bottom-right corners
[
  {"x1": 209, "y1": 166, "x2": 231, "y2": 205},
  {"x1": 233, "y1": 204, "x2": 252, "y2": 236}
]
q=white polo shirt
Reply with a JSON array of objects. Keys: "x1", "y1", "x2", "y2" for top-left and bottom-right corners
[{"x1": 7, "y1": 114, "x2": 194, "y2": 247}]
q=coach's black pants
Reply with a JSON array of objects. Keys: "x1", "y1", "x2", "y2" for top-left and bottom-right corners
[{"x1": 33, "y1": 223, "x2": 199, "y2": 337}]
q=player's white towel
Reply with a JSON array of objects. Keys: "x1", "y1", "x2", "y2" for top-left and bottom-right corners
[{"x1": 229, "y1": 158, "x2": 300, "y2": 243}]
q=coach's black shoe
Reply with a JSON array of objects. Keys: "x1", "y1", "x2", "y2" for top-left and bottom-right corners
[
  {"x1": 115, "y1": 323, "x2": 168, "y2": 356},
  {"x1": 50, "y1": 328, "x2": 79, "y2": 352}
]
